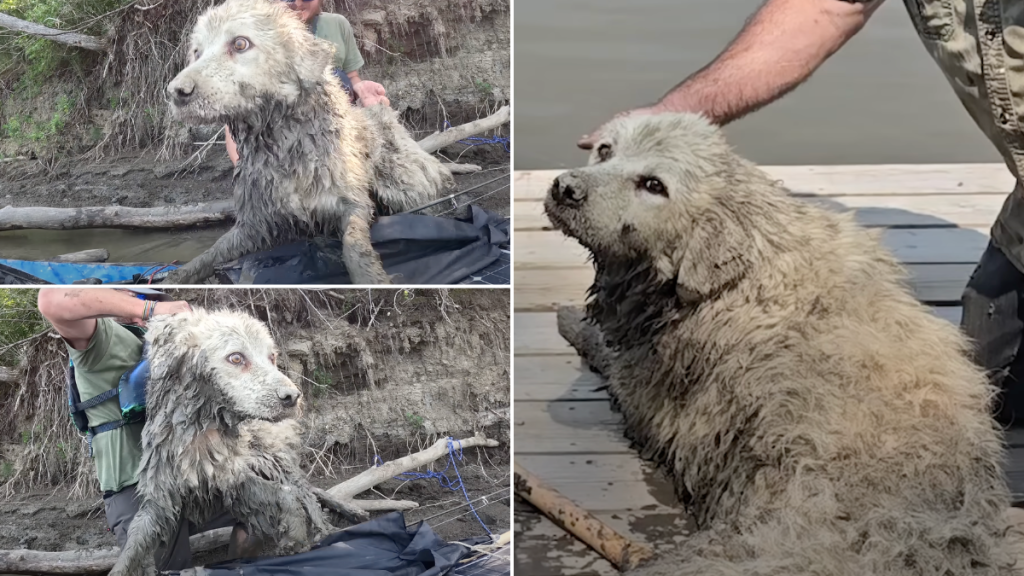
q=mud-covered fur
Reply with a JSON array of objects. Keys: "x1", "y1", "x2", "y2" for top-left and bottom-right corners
[
  {"x1": 107, "y1": 309, "x2": 367, "y2": 576},
  {"x1": 163, "y1": 0, "x2": 454, "y2": 284},
  {"x1": 547, "y1": 113, "x2": 1018, "y2": 575}
]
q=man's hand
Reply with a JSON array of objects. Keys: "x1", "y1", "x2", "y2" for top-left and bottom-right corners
[
  {"x1": 578, "y1": 103, "x2": 670, "y2": 150},
  {"x1": 353, "y1": 80, "x2": 391, "y2": 108}
]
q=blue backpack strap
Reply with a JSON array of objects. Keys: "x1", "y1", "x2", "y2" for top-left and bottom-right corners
[
  {"x1": 89, "y1": 412, "x2": 145, "y2": 437},
  {"x1": 71, "y1": 388, "x2": 119, "y2": 414}
]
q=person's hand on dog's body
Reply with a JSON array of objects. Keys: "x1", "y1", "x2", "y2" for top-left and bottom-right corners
[
  {"x1": 224, "y1": 0, "x2": 389, "y2": 165},
  {"x1": 36, "y1": 287, "x2": 261, "y2": 570},
  {"x1": 576, "y1": 0, "x2": 884, "y2": 150}
]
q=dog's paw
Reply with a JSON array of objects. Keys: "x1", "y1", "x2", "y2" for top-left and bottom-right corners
[{"x1": 556, "y1": 305, "x2": 587, "y2": 342}]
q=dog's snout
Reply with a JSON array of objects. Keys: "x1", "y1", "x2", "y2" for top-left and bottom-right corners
[
  {"x1": 168, "y1": 77, "x2": 197, "y2": 107},
  {"x1": 278, "y1": 387, "x2": 301, "y2": 408},
  {"x1": 551, "y1": 173, "x2": 587, "y2": 207}
]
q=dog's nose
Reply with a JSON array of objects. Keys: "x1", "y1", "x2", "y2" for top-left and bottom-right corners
[
  {"x1": 168, "y1": 78, "x2": 196, "y2": 107},
  {"x1": 551, "y1": 173, "x2": 586, "y2": 207},
  {"x1": 278, "y1": 388, "x2": 301, "y2": 408}
]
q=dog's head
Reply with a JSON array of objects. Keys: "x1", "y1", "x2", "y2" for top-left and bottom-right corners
[
  {"x1": 166, "y1": 0, "x2": 335, "y2": 125},
  {"x1": 146, "y1": 308, "x2": 303, "y2": 424},
  {"x1": 545, "y1": 112, "x2": 753, "y2": 300}
]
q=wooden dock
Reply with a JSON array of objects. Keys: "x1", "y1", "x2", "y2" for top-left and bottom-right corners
[{"x1": 512, "y1": 163, "x2": 1016, "y2": 575}]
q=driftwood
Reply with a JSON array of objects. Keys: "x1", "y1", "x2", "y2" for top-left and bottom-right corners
[
  {"x1": 0, "y1": 202, "x2": 236, "y2": 232},
  {"x1": 0, "y1": 14, "x2": 107, "y2": 52},
  {"x1": 442, "y1": 163, "x2": 482, "y2": 174},
  {"x1": 417, "y1": 106, "x2": 510, "y2": 154},
  {"x1": 0, "y1": 433, "x2": 500, "y2": 575},
  {"x1": 51, "y1": 249, "x2": 110, "y2": 263},
  {"x1": 514, "y1": 461, "x2": 653, "y2": 571}
]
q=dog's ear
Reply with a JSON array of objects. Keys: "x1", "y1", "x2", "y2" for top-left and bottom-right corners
[{"x1": 671, "y1": 212, "x2": 749, "y2": 303}]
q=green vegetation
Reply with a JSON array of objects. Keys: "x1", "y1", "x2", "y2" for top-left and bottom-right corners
[{"x1": 0, "y1": 289, "x2": 44, "y2": 366}]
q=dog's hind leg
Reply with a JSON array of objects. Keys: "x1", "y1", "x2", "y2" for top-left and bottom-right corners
[
  {"x1": 108, "y1": 502, "x2": 179, "y2": 576},
  {"x1": 557, "y1": 305, "x2": 615, "y2": 376},
  {"x1": 163, "y1": 224, "x2": 268, "y2": 284},
  {"x1": 341, "y1": 207, "x2": 391, "y2": 285}
]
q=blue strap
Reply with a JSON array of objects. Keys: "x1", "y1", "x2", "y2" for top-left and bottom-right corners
[
  {"x1": 89, "y1": 413, "x2": 144, "y2": 437},
  {"x1": 72, "y1": 387, "x2": 118, "y2": 413}
]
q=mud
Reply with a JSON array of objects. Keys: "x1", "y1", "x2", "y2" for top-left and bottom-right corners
[{"x1": 0, "y1": 449, "x2": 509, "y2": 568}]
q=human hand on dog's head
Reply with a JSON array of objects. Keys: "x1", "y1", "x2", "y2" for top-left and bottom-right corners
[
  {"x1": 577, "y1": 102, "x2": 669, "y2": 150},
  {"x1": 132, "y1": 300, "x2": 193, "y2": 327}
]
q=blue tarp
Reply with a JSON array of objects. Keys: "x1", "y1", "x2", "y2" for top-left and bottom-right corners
[
  {"x1": 176, "y1": 512, "x2": 498, "y2": 576},
  {"x1": 0, "y1": 260, "x2": 176, "y2": 285}
]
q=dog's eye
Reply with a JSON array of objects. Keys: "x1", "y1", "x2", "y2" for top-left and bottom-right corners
[
  {"x1": 597, "y1": 144, "x2": 612, "y2": 162},
  {"x1": 227, "y1": 352, "x2": 246, "y2": 366},
  {"x1": 232, "y1": 37, "x2": 251, "y2": 52},
  {"x1": 640, "y1": 177, "x2": 667, "y2": 197}
]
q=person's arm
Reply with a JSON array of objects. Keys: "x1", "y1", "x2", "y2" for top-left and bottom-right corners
[
  {"x1": 225, "y1": 125, "x2": 239, "y2": 167},
  {"x1": 37, "y1": 288, "x2": 191, "y2": 350},
  {"x1": 578, "y1": 0, "x2": 886, "y2": 149},
  {"x1": 336, "y1": 16, "x2": 390, "y2": 107}
]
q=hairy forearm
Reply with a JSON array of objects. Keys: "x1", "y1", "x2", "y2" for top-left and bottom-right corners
[
  {"x1": 37, "y1": 288, "x2": 144, "y2": 324},
  {"x1": 660, "y1": 0, "x2": 883, "y2": 125}
]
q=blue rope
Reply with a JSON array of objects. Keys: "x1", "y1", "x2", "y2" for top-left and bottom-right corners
[
  {"x1": 443, "y1": 120, "x2": 510, "y2": 153},
  {"x1": 373, "y1": 437, "x2": 493, "y2": 536}
]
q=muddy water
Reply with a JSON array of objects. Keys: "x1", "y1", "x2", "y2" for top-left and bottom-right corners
[
  {"x1": 0, "y1": 226, "x2": 229, "y2": 263},
  {"x1": 515, "y1": 0, "x2": 1004, "y2": 169}
]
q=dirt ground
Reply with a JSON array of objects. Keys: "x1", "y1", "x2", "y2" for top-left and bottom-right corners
[
  {"x1": 0, "y1": 442, "x2": 509, "y2": 569},
  {"x1": 0, "y1": 142, "x2": 510, "y2": 218}
]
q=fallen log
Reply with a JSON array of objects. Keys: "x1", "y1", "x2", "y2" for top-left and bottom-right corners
[
  {"x1": 514, "y1": 461, "x2": 654, "y2": 571},
  {"x1": 0, "y1": 201, "x2": 235, "y2": 232},
  {"x1": 326, "y1": 433, "x2": 500, "y2": 504},
  {"x1": 417, "y1": 106, "x2": 510, "y2": 154},
  {"x1": 0, "y1": 14, "x2": 107, "y2": 52},
  {"x1": 0, "y1": 528, "x2": 231, "y2": 576},
  {"x1": 51, "y1": 249, "x2": 110, "y2": 263}
]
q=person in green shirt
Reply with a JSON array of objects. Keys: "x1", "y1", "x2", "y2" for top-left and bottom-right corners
[
  {"x1": 37, "y1": 287, "x2": 262, "y2": 571},
  {"x1": 224, "y1": 0, "x2": 390, "y2": 166}
]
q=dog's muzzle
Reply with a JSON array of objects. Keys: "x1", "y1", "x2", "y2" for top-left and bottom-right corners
[
  {"x1": 168, "y1": 76, "x2": 197, "y2": 108},
  {"x1": 550, "y1": 172, "x2": 587, "y2": 208}
]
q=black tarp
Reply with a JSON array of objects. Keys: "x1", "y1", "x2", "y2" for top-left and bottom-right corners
[
  {"x1": 214, "y1": 205, "x2": 510, "y2": 285},
  {"x1": 177, "y1": 512, "x2": 495, "y2": 576}
]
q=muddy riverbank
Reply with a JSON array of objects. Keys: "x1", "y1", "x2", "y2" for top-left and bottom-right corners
[{"x1": 0, "y1": 143, "x2": 509, "y2": 263}]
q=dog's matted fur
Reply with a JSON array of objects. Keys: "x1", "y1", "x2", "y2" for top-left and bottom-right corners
[
  {"x1": 548, "y1": 112, "x2": 1019, "y2": 575},
  {"x1": 107, "y1": 309, "x2": 367, "y2": 576},
  {"x1": 162, "y1": 0, "x2": 454, "y2": 285}
]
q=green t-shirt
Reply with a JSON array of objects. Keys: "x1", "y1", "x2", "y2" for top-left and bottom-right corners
[
  {"x1": 66, "y1": 318, "x2": 144, "y2": 494},
  {"x1": 312, "y1": 12, "x2": 365, "y2": 73}
]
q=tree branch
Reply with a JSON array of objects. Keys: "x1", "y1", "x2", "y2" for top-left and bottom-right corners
[
  {"x1": 0, "y1": 13, "x2": 107, "y2": 52},
  {"x1": 0, "y1": 201, "x2": 236, "y2": 232},
  {"x1": 417, "y1": 106, "x2": 510, "y2": 154}
]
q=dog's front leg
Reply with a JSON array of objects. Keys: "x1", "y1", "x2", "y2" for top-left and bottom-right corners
[
  {"x1": 108, "y1": 502, "x2": 177, "y2": 576},
  {"x1": 163, "y1": 224, "x2": 266, "y2": 284},
  {"x1": 341, "y1": 207, "x2": 391, "y2": 285},
  {"x1": 557, "y1": 305, "x2": 615, "y2": 376}
]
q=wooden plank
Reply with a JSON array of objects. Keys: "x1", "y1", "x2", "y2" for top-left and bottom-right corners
[
  {"x1": 514, "y1": 356, "x2": 606, "y2": 401},
  {"x1": 513, "y1": 164, "x2": 1015, "y2": 200},
  {"x1": 513, "y1": 195, "x2": 1006, "y2": 231},
  {"x1": 513, "y1": 263, "x2": 976, "y2": 312},
  {"x1": 514, "y1": 399, "x2": 630, "y2": 454},
  {"x1": 515, "y1": 308, "x2": 963, "y2": 357},
  {"x1": 514, "y1": 505, "x2": 692, "y2": 576},
  {"x1": 514, "y1": 227, "x2": 989, "y2": 270},
  {"x1": 516, "y1": 454, "x2": 680, "y2": 512}
]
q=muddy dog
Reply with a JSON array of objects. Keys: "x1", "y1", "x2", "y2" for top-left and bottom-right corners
[
  {"x1": 107, "y1": 309, "x2": 367, "y2": 576},
  {"x1": 547, "y1": 112, "x2": 1019, "y2": 575},
  {"x1": 162, "y1": 0, "x2": 454, "y2": 285}
]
